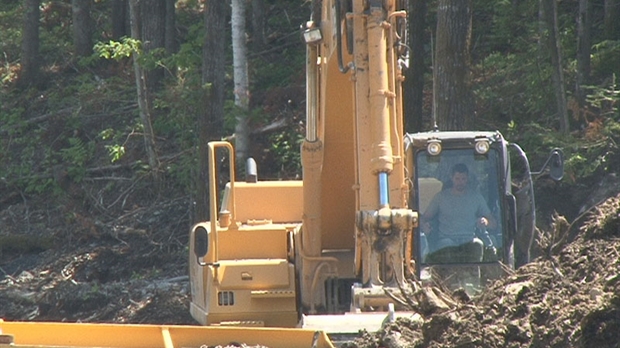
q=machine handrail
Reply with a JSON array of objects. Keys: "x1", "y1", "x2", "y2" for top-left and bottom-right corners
[{"x1": 207, "y1": 141, "x2": 237, "y2": 265}]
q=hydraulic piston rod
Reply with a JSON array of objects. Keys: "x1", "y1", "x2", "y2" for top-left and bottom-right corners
[{"x1": 378, "y1": 172, "x2": 389, "y2": 208}]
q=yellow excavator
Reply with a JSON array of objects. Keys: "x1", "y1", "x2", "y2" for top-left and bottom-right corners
[
  {"x1": 187, "y1": 0, "x2": 563, "y2": 335},
  {"x1": 1, "y1": 0, "x2": 562, "y2": 347},
  {"x1": 187, "y1": 0, "x2": 563, "y2": 338}
]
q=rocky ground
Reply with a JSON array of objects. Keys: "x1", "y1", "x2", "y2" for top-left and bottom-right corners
[{"x1": 1, "y1": 179, "x2": 619, "y2": 347}]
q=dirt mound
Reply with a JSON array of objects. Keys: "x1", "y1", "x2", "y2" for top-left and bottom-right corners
[
  {"x1": 0, "y1": 196, "x2": 195, "y2": 325},
  {"x1": 344, "y1": 195, "x2": 620, "y2": 348}
]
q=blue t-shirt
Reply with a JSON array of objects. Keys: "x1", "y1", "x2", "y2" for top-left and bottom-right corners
[{"x1": 425, "y1": 189, "x2": 491, "y2": 237}]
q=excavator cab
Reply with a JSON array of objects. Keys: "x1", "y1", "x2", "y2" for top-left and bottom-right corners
[{"x1": 406, "y1": 131, "x2": 563, "y2": 292}]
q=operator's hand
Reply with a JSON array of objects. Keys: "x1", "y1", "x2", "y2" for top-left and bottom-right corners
[{"x1": 476, "y1": 217, "x2": 489, "y2": 229}]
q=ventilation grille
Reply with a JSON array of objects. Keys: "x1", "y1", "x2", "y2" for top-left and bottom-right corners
[{"x1": 218, "y1": 291, "x2": 235, "y2": 306}]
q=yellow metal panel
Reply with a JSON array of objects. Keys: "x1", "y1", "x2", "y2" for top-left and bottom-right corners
[
  {"x1": 218, "y1": 226, "x2": 291, "y2": 260},
  {"x1": 208, "y1": 310, "x2": 299, "y2": 328},
  {"x1": 0, "y1": 321, "x2": 335, "y2": 348},
  {"x1": 251, "y1": 289, "x2": 296, "y2": 298},
  {"x1": 223, "y1": 181, "x2": 303, "y2": 223},
  {"x1": 207, "y1": 264, "x2": 298, "y2": 327},
  {"x1": 319, "y1": 40, "x2": 356, "y2": 251},
  {"x1": 216, "y1": 259, "x2": 290, "y2": 289}
]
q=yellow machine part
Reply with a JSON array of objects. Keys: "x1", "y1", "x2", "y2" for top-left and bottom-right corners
[
  {"x1": 189, "y1": 222, "x2": 300, "y2": 327},
  {"x1": 0, "y1": 320, "x2": 335, "y2": 348}
]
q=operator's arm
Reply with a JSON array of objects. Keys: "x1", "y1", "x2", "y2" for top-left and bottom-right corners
[{"x1": 475, "y1": 194, "x2": 497, "y2": 230}]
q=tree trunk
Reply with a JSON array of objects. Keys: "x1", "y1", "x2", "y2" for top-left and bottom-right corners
[
  {"x1": 434, "y1": 0, "x2": 474, "y2": 131},
  {"x1": 252, "y1": 0, "x2": 266, "y2": 51},
  {"x1": 72, "y1": 0, "x2": 93, "y2": 58},
  {"x1": 404, "y1": 0, "x2": 426, "y2": 133},
  {"x1": 165, "y1": 0, "x2": 177, "y2": 54},
  {"x1": 576, "y1": 0, "x2": 591, "y2": 107},
  {"x1": 195, "y1": 0, "x2": 227, "y2": 223},
  {"x1": 232, "y1": 0, "x2": 250, "y2": 174},
  {"x1": 129, "y1": 0, "x2": 159, "y2": 172},
  {"x1": 111, "y1": 0, "x2": 128, "y2": 40},
  {"x1": 140, "y1": 0, "x2": 166, "y2": 92},
  {"x1": 604, "y1": 0, "x2": 620, "y2": 39},
  {"x1": 542, "y1": 0, "x2": 569, "y2": 133},
  {"x1": 19, "y1": 0, "x2": 40, "y2": 87}
]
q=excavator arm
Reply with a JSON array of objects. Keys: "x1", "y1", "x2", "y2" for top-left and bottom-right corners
[{"x1": 301, "y1": 0, "x2": 417, "y2": 312}]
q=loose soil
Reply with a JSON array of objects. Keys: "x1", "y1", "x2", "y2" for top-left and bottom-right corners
[{"x1": 0, "y1": 189, "x2": 196, "y2": 325}]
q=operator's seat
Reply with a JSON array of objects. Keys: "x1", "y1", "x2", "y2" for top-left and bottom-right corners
[{"x1": 418, "y1": 177, "x2": 443, "y2": 213}]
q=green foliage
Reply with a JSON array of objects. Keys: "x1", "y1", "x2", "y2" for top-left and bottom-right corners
[
  {"x1": 3, "y1": 0, "x2": 619, "y2": 209},
  {"x1": 472, "y1": 0, "x2": 539, "y2": 57},
  {"x1": 0, "y1": 105, "x2": 25, "y2": 135},
  {"x1": 472, "y1": 3, "x2": 547, "y2": 121},
  {"x1": 106, "y1": 144, "x2": 126, "y2": 163},
  {"x1": 100, "y1": 116, "x2": 148, "y2": 164},
  {"x1": 584, "y1": 74, "x2": 619, "y2": 118},
  {"x1": 252, "y1": 45, "x2": 305, "y2": 90},
  {"x1": 168, "y1": 31, "x2": 203, "y2": 69},
  {"x1": 506, "y1": 115, "x2": 620, "y2": 184},
  {"x1": 475, "y1": 51, "x2": 556, "y2": 126},
  {"x1": 59, "y1": 137, "x2": 95, "y2": 182},
  {"x1": 0, "y1": 5, "x2": 22, "y2": 80},
  {"x1": 165, "y1": 151, "x2": 197, "y2": 190},
  {"x1": 139, "y1": 47, "x2": 167, "y2": 70},
  {"x1": 591, "y1": 41, "x2": 620, "y2": 80},
  {"x1": 95, "y1": 38, "x2": 172, "y2": 74},
  {"x1": 563, "y1": 139, "x2": 611, "y2": 179},
  {"x1": 267, "y1": 130, "x2": 303, "y2": 179},
  {"x1": 94, "y1": 37, "x2": 142, "y2": 60},
  {"x1": 131, "y1": 267, "x2": 161, "y2": 280},
  {"x1": 0, "y1": 107, "x2": 51, "y2": 194},
  {"x1": 505, "y1": 121, "x2": 561, "y2": 156},
  {"x1": 550, "y1": 77, "x2": 620, "y2": 181},
  {"x1": 153, "y1": 70, "x2": 202, "y2": 139}
]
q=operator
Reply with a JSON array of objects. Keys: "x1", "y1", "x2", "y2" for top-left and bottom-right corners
[{"x1": 420, "y1": 163, "x2": 496, "y2": 262}]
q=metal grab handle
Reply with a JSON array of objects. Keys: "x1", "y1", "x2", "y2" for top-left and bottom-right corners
[
  {"x1": 335, "y1": 0, "x2": 350, "y2": 73},
  {"x1": 475, "y1": 227, "x2": 494, "y2": 248},
  {"x1": 207, "y1": 141, "x2": 236, "y2": 265}
]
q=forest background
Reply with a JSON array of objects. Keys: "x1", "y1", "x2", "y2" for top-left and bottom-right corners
[{"x1": 0, "y1": 0, "x2": 619, "y2": 322}]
